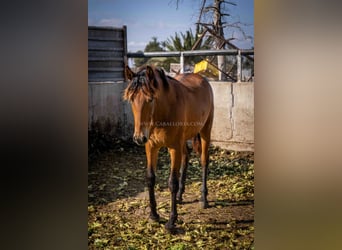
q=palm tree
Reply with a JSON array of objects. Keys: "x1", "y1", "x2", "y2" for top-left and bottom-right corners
[
  {"x1": 163, "y1": 28, "x2": 213, "y2": 66},
  {"x1": 134, "y1": 37, "x2": 165, "y2": 67}
]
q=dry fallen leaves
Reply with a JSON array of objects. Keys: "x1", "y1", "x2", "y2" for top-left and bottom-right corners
[{"x1": 88, "y1": 143, "x2": 254, "y2": 249}]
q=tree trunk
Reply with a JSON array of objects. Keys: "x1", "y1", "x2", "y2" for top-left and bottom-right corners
[{"x1": 214, "y1": 0, "x2": 226, "y2": 80}]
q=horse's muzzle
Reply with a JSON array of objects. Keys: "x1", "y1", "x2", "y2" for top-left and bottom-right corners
[{"x1": 133, "y1": 135, "x2": 147, "y2": 146}]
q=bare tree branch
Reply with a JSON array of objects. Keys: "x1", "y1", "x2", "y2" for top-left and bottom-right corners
[
  {"x1": 221, "y1": 0, "x2": 237, "y2": 6},
  {"x1": 197, "y1": 0, "x2": 207, "y2": 33},
  {"x1": 196, "y1": 22, "x2": 215, "y2": 27},
  {"x1": 204, "y1": 6, "x2": 220, "y2": 12},
  {"x1": 198, "y1": 0, "x2": 207, "y2": 22},
  {"x1": 169, "y1": 0, "x2": 182, "y2": 10}
]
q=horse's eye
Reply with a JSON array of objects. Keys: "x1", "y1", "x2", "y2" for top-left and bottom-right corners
[{"x1": 147, "y1": 98, "x2": 153, "y2": 103}]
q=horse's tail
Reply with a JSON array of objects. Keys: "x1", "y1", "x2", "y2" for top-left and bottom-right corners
[{"x1": 192, "y1": 133, "x2": 202, "y2": 156}]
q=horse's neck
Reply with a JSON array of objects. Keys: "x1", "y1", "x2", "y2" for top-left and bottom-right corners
[
  {"x1": 153, "y1": 78, "x2": 181, "y2": 121},
  {"x1": 154, "y1": 96, "x2": 171, "y2": 119},
  {"x1": 153, "y1": 90, "x2": 176, "y2": 121}
]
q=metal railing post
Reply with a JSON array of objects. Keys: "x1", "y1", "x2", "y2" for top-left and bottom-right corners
[
  {"x1": 180, "y1": 52, "x2": 184, "y2": 73},
  {"x1": 237, "y1": 50, "x2": 242, "y2": 82},
  {"x1": 218, "y1": 55, "x2": 225, "y2": 81}
]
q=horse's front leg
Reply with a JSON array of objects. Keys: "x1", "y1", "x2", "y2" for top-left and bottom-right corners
[
  {"x1": 145, "y1": 143, "x2": 160, "y2": 221},
  {"x1": 165, "y1": 147, "x2": 181, "y2": 232}
]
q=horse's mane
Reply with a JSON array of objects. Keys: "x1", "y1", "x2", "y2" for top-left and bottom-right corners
[
  {"x1": 124, "y1": 66, "x2": 169, "y2": 101},
  {"x1": 158, "y1": 68, "x2": 170, "y2": 91}
]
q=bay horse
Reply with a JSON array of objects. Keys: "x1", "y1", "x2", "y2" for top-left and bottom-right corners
[{"x1": 123, "y1": 65, "x2": 214, "y2": 232}]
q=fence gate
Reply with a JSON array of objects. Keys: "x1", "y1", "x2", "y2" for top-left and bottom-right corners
[
  {"x1": 88, "y1": 26, "x2": 132, "y2": 140},
  {"x1": 88, "y1": 26, "x2": 127, "y2": 82}
]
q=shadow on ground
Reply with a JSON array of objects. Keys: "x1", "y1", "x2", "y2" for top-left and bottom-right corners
[{"x1": 88, "y1": 136, "x2": 253, "y2": 206}]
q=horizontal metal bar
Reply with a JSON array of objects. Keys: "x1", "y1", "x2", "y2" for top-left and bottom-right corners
[
  {"x1": 88, "y1": 80, "x2": 125, "y2": 84},
  {"x1": 127, "y1": 49, "x2": 254, "y2": 58},
  {"x1": 88, "y1": 26, "x2": 125, "y2": 31},
  {"x1": 183, "y1": 49, "x2": 253, "y2": 56},
  {"x1": 88, "y1": 37, "x2": 124, "y2": 42},
  {"x1": 88, "y1": 47, "x2": 124, "y2": 51},
  {"x1": 88, "y1": 67, "x2": 124, "y2": 72},
  {"x1": 88, "y1": 57, "x2": 124, "y2": 61},
  {"x1": 127, "y1": 51, "x2": 181, "y2": 58}
]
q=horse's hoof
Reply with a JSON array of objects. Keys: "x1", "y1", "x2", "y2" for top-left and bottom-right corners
[
  {"x1": 165, "y1": 221, "x2": 176, "y2": 233},
  {"x1": 149, "y1": 213, "x2": 160, "y2": 222},
  {"x1": 199, "y1": 201, "x2": 209, "y2": 209}
]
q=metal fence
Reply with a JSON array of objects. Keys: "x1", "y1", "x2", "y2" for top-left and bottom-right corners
[
  {"x1": 88, "y1": 25, "x2": 253, "y2": 82},
  {"x1": 127, "y1": 49, "x2": 254, "y2": 82}
]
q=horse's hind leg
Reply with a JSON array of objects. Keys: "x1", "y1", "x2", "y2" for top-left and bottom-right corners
[
  {"x1": 177, "y1": 142, "x2": 189, "y2": 203},
  {"x1": 199, "y1": 135, "x2": 209, "y2": 209}
]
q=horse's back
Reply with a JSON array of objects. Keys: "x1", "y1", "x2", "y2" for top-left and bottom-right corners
[
  {"x1": 174, "y1": 73, "x2": 211, "y2": 90},
  {"x1": 174, "y1": 73, "x2": 212, "y2": 100}
]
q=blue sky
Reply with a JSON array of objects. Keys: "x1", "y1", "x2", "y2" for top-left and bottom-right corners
[{"x1": 88, "y1": 0, "x2": 254, "y2": 52}]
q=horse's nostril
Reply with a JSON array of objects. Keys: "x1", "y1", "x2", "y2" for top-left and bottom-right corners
[{"x1": 142, "y1": 136, "x2": 147, "y2": 143}]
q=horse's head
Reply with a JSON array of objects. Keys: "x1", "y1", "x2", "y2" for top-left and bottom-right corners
[{"x1": 123, "y1": 65, "x2": 164, "y2": 145}]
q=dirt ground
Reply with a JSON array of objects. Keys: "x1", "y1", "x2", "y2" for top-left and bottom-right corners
[{"x1": 88, "y1": 137, "x2": 254, "y2": 249}]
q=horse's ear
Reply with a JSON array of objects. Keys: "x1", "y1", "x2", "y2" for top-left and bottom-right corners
[
  {"x1": 146, "y1": 65, "x2": 155, "y2": 82},
  {"x1": 146, "y1": 65, "x2": 159, "y2": 89},
  {"x1": 125, "y1": 65, "x2": 135, "y2": 80}
]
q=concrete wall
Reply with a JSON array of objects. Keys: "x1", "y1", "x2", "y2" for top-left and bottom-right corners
[
  {"x1": 88, "y1": 81, "x2": 254, "y2": 151},
  {"x1": 210, "y1": 82, "x2": 254, "y2": 151},
  {"x1": 88, "y1": 81, "x2": 133, "y2": 140}
]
